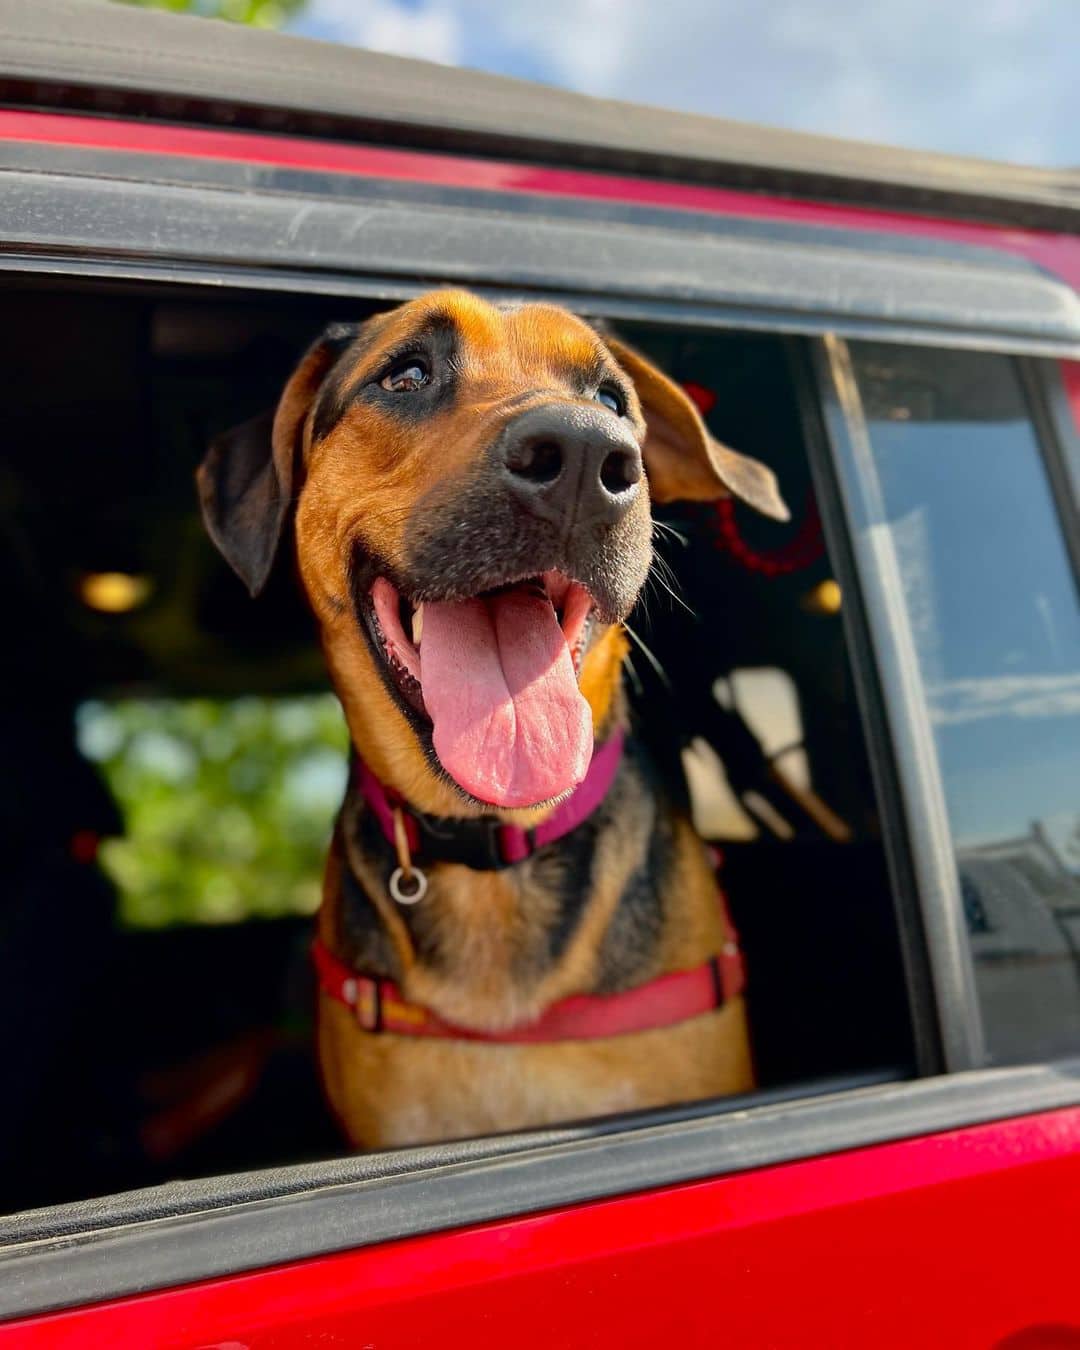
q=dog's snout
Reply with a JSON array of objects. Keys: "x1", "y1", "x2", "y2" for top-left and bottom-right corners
[{"x1": 498, "y1": 405, "x2": 643, "y2": 529}]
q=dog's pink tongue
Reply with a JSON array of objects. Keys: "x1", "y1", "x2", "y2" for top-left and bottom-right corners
[{"x1": 419, "y1": 587, "x2": 593, "y2": 808}]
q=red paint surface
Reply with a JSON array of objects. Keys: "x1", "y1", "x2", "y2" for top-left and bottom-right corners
[
  {"x1": 3, "y1": 109, "x2": 1079, "y2": 289},
  {"x1": 5, "y1": 1106, "x2": 1080, "y2": 1348}
]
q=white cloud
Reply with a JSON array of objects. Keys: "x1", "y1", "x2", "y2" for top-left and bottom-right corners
[
  {"x1": 293, "y1": 0, "x2": 463, "y2": 65},
  {"x1": 288, "y1": 0, "x2": 1078, "y2": 165},
  {"x1": 927, "y1": 672, "x2": 1080, "y2": 726},
  {"x1": 361, "y1": 2, "x2": 462, "y2": 64}
]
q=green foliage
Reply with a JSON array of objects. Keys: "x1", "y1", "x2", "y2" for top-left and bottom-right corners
[
  {"x1": 112, "y1": 0, "x2": 306, "y2": 29},
  {"x1": 77, "y1": 695, "x2": 349, "y2": 928}
]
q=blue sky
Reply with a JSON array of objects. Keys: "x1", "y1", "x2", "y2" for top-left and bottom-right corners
[{"x1": 287, "y1": 0, "x2": 1077, "y2": 166}]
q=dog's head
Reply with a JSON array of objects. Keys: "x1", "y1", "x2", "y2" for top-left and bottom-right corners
[{"x1": 198, "y1": 290, "x2": 786, "y2": 812}]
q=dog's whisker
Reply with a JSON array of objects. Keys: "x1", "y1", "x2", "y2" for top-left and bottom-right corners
[
  {"x1": 652, "y1": 519, "x2": 689, "y2": 547},
  {"x1": 623, "y1": 651, "x2": 644, "y2": 697},
  {"x1": 646, "y1": 557, "x2": 696, "y2": 619},
  {"x1": 623, "y1": 621, "x2": 672, "y2": 689},
  {"x1": 652, "y1": 550, "x2": 683, "y2": 588}
]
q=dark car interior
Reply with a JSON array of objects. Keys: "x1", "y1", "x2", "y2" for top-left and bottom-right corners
[{"x1": 0, "y1": 276, "x2": 914, "y2": 1215}]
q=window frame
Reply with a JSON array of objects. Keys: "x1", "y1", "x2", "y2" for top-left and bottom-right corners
[
  {"x1": 5, "y1": 1064, "x2": 1080, "y2": 1320},
  {"x1": 809, "y1": 335, "x2": 988, "y2": 1071},
  {"x1": 2, "y1": 141, "x2": 1080, "y2": 357},
  {"x1": 790, "y1": 339, "x2": 947, "y2": 1076},
  {"x1": 3, "y1": 153, "x2": 1080, "y2": 1318},
  {"x1": 811, "y1": 336, "x2": 1080, "y2": 1075}
]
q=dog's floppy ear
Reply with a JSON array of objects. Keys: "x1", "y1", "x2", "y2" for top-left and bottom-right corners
[
  {"x1": 196, "y1": 325, "x2": 357, "y2": 596},
  {"x1": 604, "y1": 336, "x2": 789, "y2": 520}
]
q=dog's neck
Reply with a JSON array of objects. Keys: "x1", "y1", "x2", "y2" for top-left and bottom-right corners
[
  {"x1": 321, "y1": 630, "x2": 641, "y2": 1025},
  {"x1": 329, "y1": 718, "x2": 673, "y2": 1030}
]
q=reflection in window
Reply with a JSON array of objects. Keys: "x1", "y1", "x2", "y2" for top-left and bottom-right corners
[
  {"x1": 849, "y1": 345, "x2": 1080, "y2": 1064},
  {"x1": 77, "y1": 695, "x2": 348, "y2": 928}
]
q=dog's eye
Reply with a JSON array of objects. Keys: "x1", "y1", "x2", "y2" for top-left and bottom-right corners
[
  {"x1": 595, "y1": 385, "x2": 625, "y2": 416},
  {"x1": 380, "y1": 357, "x2": 431, "y2": 393}
]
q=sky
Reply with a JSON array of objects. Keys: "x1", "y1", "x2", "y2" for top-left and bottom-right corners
[{"x1": 286, "y1": 0, "x2": 1078, "y2": 167}]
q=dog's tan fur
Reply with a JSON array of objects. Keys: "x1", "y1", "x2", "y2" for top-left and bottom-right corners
[{"x1": 198, "y1": 289, "x2": 787, "y2": 1148}]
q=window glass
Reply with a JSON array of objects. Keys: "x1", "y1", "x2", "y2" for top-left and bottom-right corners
[{"x1": 849, "y1": 344, "x2": 1080, "y2": 1064}]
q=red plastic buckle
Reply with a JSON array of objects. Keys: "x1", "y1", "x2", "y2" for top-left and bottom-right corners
[{"x1": 343, "y1": 974, "x2": 380, "y2": 1031}]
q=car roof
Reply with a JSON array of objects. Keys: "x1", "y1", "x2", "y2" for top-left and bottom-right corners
[{"x1": 1, "y1": 0, "x2": 1078, "y2": 231}]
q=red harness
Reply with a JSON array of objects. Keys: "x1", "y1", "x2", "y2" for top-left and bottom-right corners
[
  {"x1": 313, "y1": 931, "x2": 744, "y2": 1041},
  {"x1": 314, "y1": 731, "x2": 746, "y2": 1042}
]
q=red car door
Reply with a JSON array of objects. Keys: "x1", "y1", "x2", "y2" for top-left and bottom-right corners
[{"x1": 4, "y1": 1103, "x2": 1080, "y2": 1348}]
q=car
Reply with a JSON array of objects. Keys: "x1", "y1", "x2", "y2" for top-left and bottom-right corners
[{"x1": 0, "y1": 0, "x2": 1078, "y2": 1345}]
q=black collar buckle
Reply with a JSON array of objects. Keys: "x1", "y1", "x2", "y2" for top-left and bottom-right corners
[{"x1": 411, "y1": 810, "x2": 535, "y2": 871}]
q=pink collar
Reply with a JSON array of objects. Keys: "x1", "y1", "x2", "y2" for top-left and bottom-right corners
[{"x1": 354, "y1": 727, "x2": 626, "y2": 871}]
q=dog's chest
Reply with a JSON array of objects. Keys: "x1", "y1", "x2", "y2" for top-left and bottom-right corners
[{"x1": 318, "y1": 994, "x2": 753, "y2": 1148}]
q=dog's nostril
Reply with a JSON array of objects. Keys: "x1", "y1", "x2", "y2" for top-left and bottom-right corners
[
  {"x1": 600, "y1": 448, "x2": 642, "y2": 494},
  {"x1": 510, "y1": 439, "x2": 563, "y2": 485}
]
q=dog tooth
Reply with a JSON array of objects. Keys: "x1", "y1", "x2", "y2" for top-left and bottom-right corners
[{"x1": 411, "y1": 604, "x2": 424, "y2": 646}]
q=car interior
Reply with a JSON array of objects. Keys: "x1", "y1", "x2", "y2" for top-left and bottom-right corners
[{"x1": 0, "y1": 275, "x2": 914, "y2": 1215}]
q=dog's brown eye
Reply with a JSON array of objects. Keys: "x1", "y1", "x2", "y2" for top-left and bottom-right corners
[
  {"x1": 381, "y1": 358, "x2": 431, "y2": 393},
  {"x1": 595, "y1": 385, "x2": 624, "y2": 416}
]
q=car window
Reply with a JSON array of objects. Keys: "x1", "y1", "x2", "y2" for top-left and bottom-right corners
[{"x1": 846, "y1": 343, "x2": 1080, "y2": 1065}]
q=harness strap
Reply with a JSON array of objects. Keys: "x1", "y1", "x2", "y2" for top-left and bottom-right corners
[
  {"x1": 354, "y1": 727, "x2": 626, "y2": 871},
  {"x1": 313, "y1": 892, "x2": 745, "y2": 1043}
]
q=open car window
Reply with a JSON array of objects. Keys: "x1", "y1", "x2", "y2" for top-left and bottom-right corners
[{"x1": 0, "y1": 282, "x2": 918, "y2": 1220}]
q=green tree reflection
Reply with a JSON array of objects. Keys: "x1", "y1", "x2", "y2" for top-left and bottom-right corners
[{"x1": 112, "y1": 0, "x2": 305, "y2": 27}]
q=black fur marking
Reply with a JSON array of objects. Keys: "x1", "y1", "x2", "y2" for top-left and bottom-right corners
[
  {"x1": 535, "y1": 809, "x2": 604, "y2": 966},
  {"x1": 321, "y1": 312, "x2": 461, "y2": 438},
  {"x1": 336, "y1": 798, "x2": 476, "y2": 980},
  {"x1": 340, "y1": 792, "x2": 452, "y2": 976},
  {"x1": 336, "y1": 825, "x2": 397, "y2": 976},
  {"x1": 555, "y1": 346, "x2": 633, "y2": 407},
  {"x1": 594, "y1": 747, "x2": 671, "y2": 994},
  {"x1": 308, "y1": 322, "x2": 369, "y2": 446}
]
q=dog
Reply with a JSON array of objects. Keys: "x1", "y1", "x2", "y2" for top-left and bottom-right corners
[{"x1": 197, "y1": 289, "x2": 788, "y2": 1148}]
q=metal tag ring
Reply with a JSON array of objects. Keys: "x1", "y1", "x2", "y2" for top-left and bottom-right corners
[{"x1": 389, "y1": 866, "x2": 428, "y2": 906}]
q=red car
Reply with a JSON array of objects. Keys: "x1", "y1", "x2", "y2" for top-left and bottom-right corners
[{"x1": 1, "y1": 1, "x2": 1079, "y2": 1345}]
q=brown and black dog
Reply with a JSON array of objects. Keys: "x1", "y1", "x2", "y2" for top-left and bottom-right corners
[{"x1": 197, "y1": 289, "x2": 787, "y2": 1148}]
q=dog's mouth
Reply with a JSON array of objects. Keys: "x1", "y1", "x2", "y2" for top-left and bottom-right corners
[{"x1": 360, "y1": 572, "x2": 597, "y2": 809}]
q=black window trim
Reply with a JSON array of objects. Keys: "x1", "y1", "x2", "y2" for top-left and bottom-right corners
[
  {"x1": 6, "y1": 248, "x2": 1080, "y2": 366},
  {"x1": 2, "y1": 157, "x2": 1080, "y2": 357},
  {"x1": 3, "y1": 252, "x2": 1080, "y2": 1319}
]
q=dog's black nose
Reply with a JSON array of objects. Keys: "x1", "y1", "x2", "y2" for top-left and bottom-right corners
[{"x1": 498, "y1": 404, "x2": 643, "y2": 529}]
